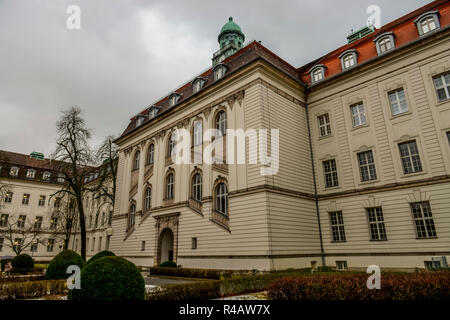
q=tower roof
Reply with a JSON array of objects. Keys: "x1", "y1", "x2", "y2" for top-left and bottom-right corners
[{"x1": 218, "y1": 17, "x2": 244, "y2": 40}]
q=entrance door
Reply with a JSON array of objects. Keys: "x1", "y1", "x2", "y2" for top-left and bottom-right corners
[{"x1": 159, "y1": 228, "x2": 174, "y2": 263}]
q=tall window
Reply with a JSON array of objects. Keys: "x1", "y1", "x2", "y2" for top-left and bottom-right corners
[
  {"x1": 193, "y1": 120, "x2": 203, "y2": 146},
  {"x1": 311, "y1": 67, "x2": 324, "y2": 84},
  {"x1": 216, "y1": 111, "x2": 227, "y2": 136},
  {"x1": 388, "y1": 88, "x2": 408, "y2": 115},
  {"x1": 318, "y1": 114, "x2": 331, "y2": 137},
  {"x1": 350, "y1": 103, "x2": 366, "y2": 127},
  {"x1": 340, "y1": 51, "x2": 357, "y2": 70},
  {"x1": 17, "y1": 215, "x2": 26, "y2": 228},
  {"x1": 34, "y1": 216, "x2": 43, "y2": 229},
  {"x1": 323, "y1": 159, "x2": 339, "y2": 188},
  {"x1": 166, "y1": 173, "x2": 174, "y2": 199},
  {"x1": 31, "y1": 239, "x2": 38, "y2": 252},
  {"x1": 0, "y1": 214, "x2": 9, "y2": 227},
  {"x1": 128, "y1": 204, "x2": 136, "y2": 230},
  {"x1": 0, "y1": 237, "x2": 4, "y2": 251},
  {"x1": 4, "y1": 192, "x2": 13, "y2": 203},
  {"x1": 169, "y1": 132, "x2": 177, "y2": 158},
  {"x1": 215, "y1": 183, "x2": 228, "y2": 216},
  {"x1": 13, "y1": 238, "x2": 23, "y2": 252},
  {"x1": 399, "y1": 141, "x2": 422, "y2": 174},
  {"x1": 329, "y1": 211, "x2": 346, "y2": 242},
  {"x1": 38, "y1": 195, "x2": 46, "y2": 206},
  {"x1": 433, "y1": 72, "x2": 450, "y2": 102},
  {"x1": 192, "y1": 173, "x2": 202, "y2": 202},
  {"x1": 411, "y1": 202, "x2": 436, "y2": 238},
  {"x1": 50, "y1": 217, "x2": 58, "y2": 230},
  {"x1": 147, "y1": 144, "x2": 154, "y2": 165},
  {"x1": 133, "y1": 150, "x2": 140, "y2": 170},
  {"x1": 144, "y1": 187, "x2": 151, "y2": 211},
  {"x1": 357, "y1": 151, "x2": 377, "y2": 181},
  {"x1": 22, "y1": 193, "x2": 30, "y2": 205},
  {"x1": 367, "y1": 207, "x2": 387, "y2": 240}
]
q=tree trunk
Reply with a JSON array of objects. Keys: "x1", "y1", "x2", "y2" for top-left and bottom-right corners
[{"x1": 77, "y1": 197, "x2": 87, "y2": 261}]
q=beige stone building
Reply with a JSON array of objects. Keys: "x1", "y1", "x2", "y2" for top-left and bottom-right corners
[{"x1": 111, "y1": 0, "x2": 449, "y2": 271}]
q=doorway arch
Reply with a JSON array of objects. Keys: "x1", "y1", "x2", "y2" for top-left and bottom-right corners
[{"x1": 159, "y1": 228, "x2": 174, "y2": 263}]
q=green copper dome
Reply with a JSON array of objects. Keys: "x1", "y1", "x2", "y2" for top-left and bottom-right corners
[{"x1": 218, "y1": 17, "x2": 245, "y2": 42}]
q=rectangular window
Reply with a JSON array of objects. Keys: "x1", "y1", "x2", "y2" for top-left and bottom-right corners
[
  {"x1": 318, "y1": 114, "x2": 331, "y2": 137},
  {"x1": 0, "y1": 214, "x2": 9, "y2": 227},
  {"x1": 98, "y1": 237, "x2": 102, "y2": 251},
  {"x1": 0, "y1": 237, "x2": 3, "y2": 251},
  {"x1": 141, "y1": 241, "x2": 145, "y2": 251},
  {"x1": 323, "y1": 159, "x2": 339, "y2": 188},
  {"x1": 17, "y1": 215, "x2": 26, "y2": 228},
  {"x1": 22, "y1": 193, "x2": 30, "y2": 205},
  {"x1": 411, "y1": 202, "x2": 436, "y2": 239},
  {"x1": 31, "y1": 240, "x2": 38, "y2": 252},
  {"x1": 47, "y1": 239, "x2": 55, "y2": 252},
  {"x1": 399, "y1": 141, "x2": 422, "y2": 174},
  {"x1": 388, "y1": 88, "x2": 408, "y2": 115},
  {"x1": 336, "y1": 261, "x2": 348, "y2": 270},
  {"x1": 34, "y1": 216, "x2": 43, "y2": 230},
  {"x1": 38, "y1": 195, "x2": 46, "y2": 206},
  {"x1": 106, "y1": 235, "x2": 111, "y2": 251},
  {"x1": 433, "y1": 73, "x2": 450, "y2": 101},
  {"x1": 13, "y1": 238, "x2": 23, "y2": 252},
  {"x1": 329, "y1": 211, "x2": 346, "y2": 242},
  {"x1": 50, "y1": 217, "x2": 58, "y2": 230},
  {"x1": 350, "y1": 103, "x2": 366, "y2": 127},
  {"x1": 357, "y1": 151, "x2": 377, "y2": 181},
  {"x1": 4, "y1": 192, "x2": 13, "y2": 203},
  {"x1": 92, "y1": 237, "x2": 95, "y2": 251},
  {"x1": 367, "y1": 207, "x2": 387, "y2": 240},
  {"x1": 192, "y1": 237, "x2": 198, "y2": 249}
]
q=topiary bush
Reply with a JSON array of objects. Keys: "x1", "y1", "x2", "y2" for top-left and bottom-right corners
[
  {"x1": 11, "y1": 254, "x2": 34, "y2": 273},
  {"x1": 159, "y1": 260, "x2": 177, "y2": 268},
  {"x1": 45, "y1": 250, "x2": 84, "y2": 280},
  {"x1": 68, "y1": 256, "x2": 145, "y2": 300},
  {"x1": 86, "y1": 250, "x2": 115, "y2": 265}
]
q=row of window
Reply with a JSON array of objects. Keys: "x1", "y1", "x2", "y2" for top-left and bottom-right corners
[
  {"x1": 322, "y1": 139, "x2": 426, "y2": 188},
  {"x1": 2, "y1": 166, "x2": 64, "y2": 182},
  {"x1": 0, "y1": 213, "x2": 58, "y2": 230},
  {"x1": 310, "y1": 11, "x2": 442, "y2": 84},
  {"x1": 127, "y1": 172, "x2": 228, "y2": 230},
  {"x1": 132, "y1": 110, "x2": 227, "y2": 170},
  {"x1": 329, "y1": 201, "x2": 437, "y2": 242},
  {"x1": 3, "y1": 193, "x2": 60, "y2": 207},
  {"x1": 0, "y1": 238, "x2": 57, "y2": 253}
]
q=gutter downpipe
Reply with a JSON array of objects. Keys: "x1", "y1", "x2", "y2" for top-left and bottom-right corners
[{"x1": 304, "y1": 86, "x2": 326, "y2": 269}]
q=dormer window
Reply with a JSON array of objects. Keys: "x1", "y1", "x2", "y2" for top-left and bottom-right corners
[
  {"x1": 9, "y1": 167, "x2": 19, "y2": 177},
  {"x1": 135, "y1": 115, "x2": 145, "y2": 127},
  {"x1": 26, "y1": 169, "x2": 36, "y2": 179},
  {"x1": 42, "y1": 171, "x2": 51, "y2": 181},
  {"x1": 148, "y1": 106, "x2": 160, "y2": 119},
  {"x1": 169, "y1": 92, "x2": 181, "y2": 107},
  {"x1": 374, "y1": 32, "x2": 395, "y2": 55},
  {"x1": 414, "y1": 11, "x2": 440, "y2": 36},
  {"x1": 309, "y1": 65, "x2": 325, "y2": 84},
  {"x1": 213, "y1": 63, "x2": 228, "y2": 81},
  {"x1": 57, "y1": 174, "x2": 65, "y2": 183},
  {"x1": 192, "y1": 77, "x2": 206, "y2": 94},
  {"x1": 339, "y1": 50, "x2": 358, "y2": 70}
]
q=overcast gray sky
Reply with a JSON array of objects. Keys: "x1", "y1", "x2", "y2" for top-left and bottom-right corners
[{"x1": 0, "y1": 0, "x2": 431, "y2": 156}]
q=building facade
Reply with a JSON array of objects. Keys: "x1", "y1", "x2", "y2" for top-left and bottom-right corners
[{"x1": 107, "y1": 0, "x2": 449, "y2": 271}]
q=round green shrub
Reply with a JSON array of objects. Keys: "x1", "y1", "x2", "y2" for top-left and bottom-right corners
[
  {"x1": 45, "y1": 250, "x2": 84, "y2": 280},
  {"x1": 11, "y1": 254, "x2": 34, "y2": 273},
  {"x1": 68, "y1": 256, "x2": 145, "y2": 300},
  {"x1": 86, "y1": 250, "x2": 115, "y2": 265},
  {"x1": 159, "y1": 260, "x2": 177, "y2": 268}
]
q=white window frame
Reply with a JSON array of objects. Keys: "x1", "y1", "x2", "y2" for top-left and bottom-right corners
[
  {"x1": 26, "y1": 169, "x2": 36, "y2": 179},
  {"x1": 193, "y1": 120, "x2": 203, "y2": 146},
  {"x1": 350, "y1": 102, "x2": 366, "y2": 127},
  {"x1": 339, "y1": 50, "x2": 358, "y2": 70},
  {"x1": 414, "y1": 11, "x2": 440, "y2": 36},
  {"x1": 166, "y1": 173, "x2": 174, "y2": 199},
  {"x1": 357, "y1": 150, "x2": 377, "y2": 181},
  {"x1": 399, "y1": 140, "x2": 422, "y2": 174},
  {"x1": 216, "y1": 111, "x2": 227, "y2": 136},
  {"x1": 213, "y1": 64, "x2": 228, "y2": 81},
  {"x1": 147, "y1": 144, "x2": 154, "y2": 165},
  {"x1": 133, "y1": 150, "x2": 140, "y2": 170},
  {"x1": 10, "y1": 167, "x2": 19, "y2": 177},
  {"x1": 192, "y1": 173, "x2": 202, "y2": 202},
  {"x1": 329, "y1": 211, "x2": 346, "y2": 242},
  {"x1": 411, "y1": 201, "x2": 437, "y2": 239},
  {"x1": 388, "y1": 88, "x2": 409, "y2": 115},
  {"x1": 310, "y1": 65, "x2": 325, "y2": 84},
  {"x1": 318, "y1": 113, "x2": 331, "y2": 137},
  {"x1": 169, "y1": 93, "x2": 181, "y2": 107},
  {"x1": 433, "y1": 72, "x2": 450, "y2": 102},
  {"x1": 144, "y1": 187, "x2": 151, "y2": 211},
  {"x1": 135, "y1": 115, "x2": 145, "y2": 127},
  {"x1": 192, "y1": 78, "x2": 206, "y2": 93},
  {"x1": 215, "y1": 183, "x2": 228, "y2": 216},
  {"x1": 169, "y1": 132, "x2": 177, "y2": 158},
  {"x1": 367, "y1": 207, "x2": 387, "y2": 240},
  {"x1": 42, "y1": 171, "x2": 51, "y2": 181},
  {"x1": 374, "y1": 32, "x2": 395, "y2": 55},
  {"x1": 323, "y1": 159, "x2": 339, "y2": 188}
]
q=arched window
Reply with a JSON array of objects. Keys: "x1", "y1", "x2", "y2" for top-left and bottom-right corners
[
  {"x1": 166, "y1": 173, "x2": 174, "y2": 199},
  {"x1": 193, "y1": 120, "x2": 202, "y2": 146},
  {"x1": 216, "y1": 111, "x2": 227, "y2": 136},
  {"x1": 133, "y1": 150, "x2": 140, "y2": 170},
  {"x1": 168, "y1": 132, "x2": 177, "y2": 158},
  {"x1": 191, "y1": 173, "x2": 202, "y2": 202},
  {"x1": 147, "y1": 144, "x2": 154, "y2": 165},
  {"x1": 144, "y1": 187, "x2": 151, "y2": 211},
  {"x1": 415, "y1": 11, "x2": 440, "y2": 36},
  {"x1": 374, "y1": 32, "x2": 395, "y2": 55},
  {"x1": 215, "y1": 183, "x2": 228, "y2": 215},
  {"x1": 310, "y1": 65, "x2": 326, "y2": 84},
  {"x1": 128, "y1": 204, "x2": 136, "y2": 230}
]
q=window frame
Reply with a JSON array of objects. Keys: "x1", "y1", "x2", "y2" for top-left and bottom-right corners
[
  {"x1": 215, "y1": 182, "x2": 228, "y2": 216},
  {"x1": 213, "y1": 63, "x2": 228, "y2": 81},
  {"x1": 191, "y1": 173, "x2": 202, "y2": 202},
  {"x1": 9, "y1": 167, "x2": 19, "y2": 177},
  {"x1": 38, "y1": 195, "x2": 46, "y2": 206},
  {"x1": 309, "y1": 65, "x2": 326, "y2": 84},
  {"x1": 168, "y1": 92, "x2": 181, "y2": 107},
  {"x1": 398, "y1": 140, "x2": 423, "y2": 174},
  {"x1": 410, "y1": 201, "x2": 437, "y2": 239},
  {"x1": 22, "y1": 193, "x2": 30, "y2": 205},
  {"x1": 133, "y1": 150, "x2": 140, "y2": 170},
  {"x1": 388, "y1": 88, "x2": 409, "y2": 116},
  {"x1": 432, "y1": 72, "x2": 450, "y2": 102},
  {"x1": 350, "y1": 102, "x2": 367, "y2": 127},
  {"x1": 339, "y1": 50, "x2": 358, "y2": 70},
  {"x1": 215, "y1": 110, "x2": 227, "y2": 136},
  {"x1": 128, "y1": 204, "x2": 136, "y2": 230},
  {"x1": 373, "y1": 32, "x2": 395, "y2": 55},
  {"x1": 0, "y1": 214, "x2": 9, "y2": 227},
  {"x1": 414, "y1": 11, "x2": 440, "y2": 36},
  {"x1": 144, "y1": 186, "x2": 152, "y2": 212},
  {"x1": 323, "y1": 159, "x2": 339, "y2": 188},
  {"x1": 17, "y1": 215, "x2": 26, "y2": 228},
  {"x1": 166, "y1": 172, "x2": 174, "y2": 200},
  {"x1": 317, "y1": 113, "x2": 331, "y2": 137},
  {"x1": 42, "y1": 171, "x2": 51, "y2": 181},
  {"x1": 329, "y1": 211, "x2": 346, "y2": 242},
  {"x1": 146, "y1": 143, "x2": 154, "y2": 165},
  {"x1": 193, "y1": 120, "x2": 203, "y2": 147},
  {"x1": 366, "y1": 207, "x2": 387, "y2": 241},
  {"x1": 357, "y1": 150, "x2": 377, "y2": 182},
  {"x1": 4, "y1": 192, "x2": 13, "y2": 203}
]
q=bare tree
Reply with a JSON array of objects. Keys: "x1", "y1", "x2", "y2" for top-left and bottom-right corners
[
  {"x1": 50, "y1": 106, "x2": 94, "y2": 261},
  {"x1": 0, "y1": 154, "x2": 12, "y2": 208},
  {"x1": 0, "y1": 214, "x2": 39, "y2": 255},
  {"x1": 48, "y1": 195, "x2": 78, "y2": 250}
]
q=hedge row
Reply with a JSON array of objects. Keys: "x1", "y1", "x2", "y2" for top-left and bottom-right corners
[
  {"x1": 0, "y1": 280, "x2": 67, "y2": 300},
  {"x1": 0, "y1": 275, "x2": 45, "y2": 283},
  {"x1": 267, "y1": 271, "x2": 450, "y2": 300},
  {"x1": 149, "y1": 267, "x2": 269, "y2": 280}
]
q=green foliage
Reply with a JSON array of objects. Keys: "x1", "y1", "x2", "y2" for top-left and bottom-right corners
[
  {"x1": 159, "y1": 261, "x2": 177, "y2": 268},
  {"x1": 68, "y1": 256, "x2": 145, "y2": 300},
  {"x1": 149, "y1": 280, "x2": 221, "y2": 300},
  {"x1": 45, "y1": 250, "x2": 84, "y2": 280},
  {"x1": 11, "y1": 254, "x2": 34, "y2": 273},
  {"x1": 86, "y1": 250, "x2": 115, "y2": 265},
  {"x1": 267, "y1": 271, "x2": 450, "y2": 300},
  {"x1": 0, "y1": 280, "x2": 66, "y2": 300},
  {"x1": 0, "y1": 275, "x2": 44, "y2": 283}
]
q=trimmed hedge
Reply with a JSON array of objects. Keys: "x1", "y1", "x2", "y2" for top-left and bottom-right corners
[
  {"x1": 159, "y1": 260, "x2": 177, "y2": 268},
  {"x1": 11, "y1": 254, "x2": 34, "y2": 274},
  {"x1": 86, "y1": 250, "x2": 115, "y2": 265},
  {"x1": 149, "y1": 267, "x2": 266, "y2": 279},
  {"x1": 267, "y1": 271, "x2": 450, "y2": 300},
  {"x1": 68, "y1": 256, "x2": 145, "y2": 300},
  {"x1": 0, "y1": 275, "x2": 44, "y2": 283},
  {"x1": 45, "y1": 250, "x2": 84, "y2": 280},
  {"x1": 0, "y1": 280, "x2": 66, "y2": 300}
]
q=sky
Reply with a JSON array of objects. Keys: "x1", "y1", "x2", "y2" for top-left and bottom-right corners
[{"x1": 0, "y1": 0, "x2": 431, "y2": 157}]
